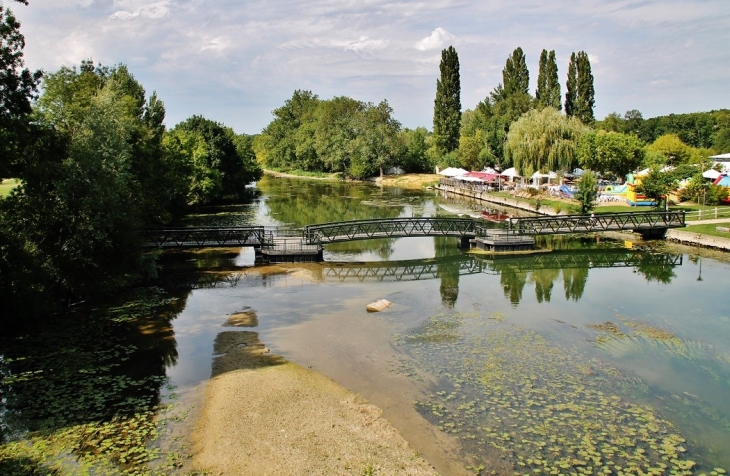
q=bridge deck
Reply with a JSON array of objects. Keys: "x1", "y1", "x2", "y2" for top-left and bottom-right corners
[{"x1": 142, "y1": 211, "x2": 686, "y2": 251}]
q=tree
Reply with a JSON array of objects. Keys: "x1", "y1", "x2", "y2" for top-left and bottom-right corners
[
  {"x1": 0, "y1": 3, "x2": 43, "y2": 176},
  {"x1": 573, "y1": 170, "x2": 598, "y2": 214},
  {"x1": 536, "y1": 49, "x2": 560, "y2": 110},
  {"x1": 577, "y1": 130, "x2": 645, "y2": 179},
  {"x1": 502, "y1": 47, "x2": 529, "y2": 97},
  {"x1": 175, "y1": 115, "x2": 261, "y2": 199},
  {"x1": 623, "y1": 109, "x2": 644, "y2": 136},
  {"x1": 433, "y1": 46, "x2": 461, "y2": 153},
  {"x1": 646, "y1": 134, "x2": 691, "y2": 165},
  {"x1": 565, "y1": 52, "x2": 577, "y2": 118},
  {"x1": 637, "y1": 168, "x2": 676, "y2": 209},
  {"x1": 256, "y1": 90, "x2": 320, "y2": 170},
  {"x1": 565, "y1": 51, "x2": 596, "y2": 124},
  {"x1": 347, "y1": 100, "x2": 403, "y2": 178},
  {"x1": 400, "y1": 127, "x2": 432, "y2": 173},
  {"x1": 504, "y1": 107, "x2": 588, "y2": 177}
]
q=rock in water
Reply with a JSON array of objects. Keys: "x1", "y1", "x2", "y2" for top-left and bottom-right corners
[{"x1": 366, "y1": 299, "x2": 392, "y2": 312}]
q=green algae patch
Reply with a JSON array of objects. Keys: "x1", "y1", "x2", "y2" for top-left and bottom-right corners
[
  {"x1": 395, "y1": 312, "x2": 725, "y2": 475},
  {"x1": 0, "y1": 288, "x2": 196, "y2": 475}
]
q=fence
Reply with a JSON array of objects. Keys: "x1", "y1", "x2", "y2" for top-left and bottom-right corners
[{"x1": 684, "y1": 207, "x2": 730, "y2": 221}]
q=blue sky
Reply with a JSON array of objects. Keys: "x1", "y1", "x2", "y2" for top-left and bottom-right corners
[{"x1": 10, "y1": 0, "x2": 730, "y2": 134}]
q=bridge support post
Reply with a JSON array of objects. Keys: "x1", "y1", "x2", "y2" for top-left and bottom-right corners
[
  {"x1": 459, "y1": 236, "x2": 473, "y2": 248},
  {"x1": 637, "y1": 228, "x2": 667, "y2": 240}
]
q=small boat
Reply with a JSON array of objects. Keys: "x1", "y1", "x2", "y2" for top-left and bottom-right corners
[
  {"x1": 366, "y1": 299, "x2": 392, "y2": 312},
  {"x1": 481, "y1": 211, "x2": 510, "y2": 222}
]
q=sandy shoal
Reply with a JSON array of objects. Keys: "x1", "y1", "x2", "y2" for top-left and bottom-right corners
[{"x1": 190, "y1": 331, "x2": 439, "y2": 476}]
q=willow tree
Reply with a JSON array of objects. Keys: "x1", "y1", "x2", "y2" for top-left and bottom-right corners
[{"x1": 504, "y1": 107, "x2": 588, "y2": 177}]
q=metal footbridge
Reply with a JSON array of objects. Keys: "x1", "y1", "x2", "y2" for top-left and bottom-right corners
[{"x1": 142, "y1": 212, "x2": 686, "y2": 260}]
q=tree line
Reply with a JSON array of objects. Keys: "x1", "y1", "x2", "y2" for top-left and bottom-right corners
[{"x1": 0, "y1": 2, "x2": 262, "y2": 322}]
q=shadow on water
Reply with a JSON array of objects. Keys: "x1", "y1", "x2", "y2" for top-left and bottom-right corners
[{"x1": 0, "y1": 287, "x2": 186, "y2": 473}]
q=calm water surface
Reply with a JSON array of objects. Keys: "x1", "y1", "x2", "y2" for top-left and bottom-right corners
[{"x1": 161, "y1": 176, "x2": 730, "y2": 474}]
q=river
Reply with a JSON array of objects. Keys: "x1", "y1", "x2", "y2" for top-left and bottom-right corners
[{"x1": 3, "y1": 175, "x2": 730, "y2": 475}]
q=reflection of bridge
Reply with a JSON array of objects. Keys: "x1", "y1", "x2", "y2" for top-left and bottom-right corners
[
  {"x1": 143, "y1": 212, "x2": 686, "y2": 261},
  {"x1": 170, "y1": 250, "x2": 683, "y2": 288}
]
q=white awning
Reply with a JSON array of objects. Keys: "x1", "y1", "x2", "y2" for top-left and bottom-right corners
[
  {"x1": 709, "y1": 153, "x2": 730, "y2": 159},
  {"x1": 703, "y1": 169, "x2": 722, "y2": 179},
  {"x1": 501, "y1": 167, "x2": 521, "y2": 178},
  {"x1": 439, "y1": 167, "x2": 469, "y2": 177}
]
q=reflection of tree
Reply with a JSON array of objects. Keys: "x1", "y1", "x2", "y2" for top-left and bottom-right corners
[
  {"x1": 634, "y1": 254, "x2": 677, "y2": 284},
  {"x1": 257, "y1": 175, "x2": 407, "y2": 226},
  {"x1": 528, "y1": 268, "x2": 560, "y2": 303},
  {"x1": 434, "y1": 236, "x2": 461, "y2": 307},
  {"x1": 562, "y1": 267, "x2": 589, "y2": 301},
  {"x1": 0, "y1": 288, "x2": 184, "y2": 443},
  {"x1": 500, "y1": 269, "x2": 528, "y2": 305}
]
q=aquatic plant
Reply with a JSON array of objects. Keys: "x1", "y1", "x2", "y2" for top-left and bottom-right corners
[{"x1": 395, "y1": 312, "x2": 726, "y2": 475}]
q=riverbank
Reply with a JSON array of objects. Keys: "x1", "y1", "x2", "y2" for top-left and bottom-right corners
[{"x1": 264, "y1": 169, "x2": 440, "y2": 190}]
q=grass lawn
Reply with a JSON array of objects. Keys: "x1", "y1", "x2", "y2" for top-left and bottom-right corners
[
  {"x1": 682, "y1": 222, "x2": 730, "y2": 238},
  {"x1": 0, "y1": 178, "x2": 19, "y2": 198}
]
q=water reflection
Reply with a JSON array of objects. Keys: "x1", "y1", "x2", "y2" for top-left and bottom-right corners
[
  {"x1": 0, "y1": 288, "x2": 184, "y2": 471},
  {"x1": 171, "y1": 246, "x2": 683, "y2": 308}
]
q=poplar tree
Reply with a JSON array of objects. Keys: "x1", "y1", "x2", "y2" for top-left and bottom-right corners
[
  {"x1": 536, "y1": 50, "x2": 548, "y2": 106},
  {"x1": 565, "y1": 52, "x2": 577, "y2": 118},
  {"x1": 433, "y1": 46, "x2": 461, "y2": 153},
  {"x1": 565, "y1": 51, "x2": 595, "y2": 124},
  {"x1": 575, "y1": 51, "x2": 595, "y2": 124},
  {"x1": 502, "y1": 47, "x2": 529, "y2": 96},
  {"x1": 545, "y1": 50, "x2": 561, "y2": 110}
]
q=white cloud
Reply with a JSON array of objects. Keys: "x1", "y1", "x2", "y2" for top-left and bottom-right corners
[
  {"x1": 414, "y1": 27, "x2": 456, "y2": 51},
  {"x1": 345, "y1": 36, "x2": 390, "y2": 52},
  {"x1": 109, "y1": 1, "x2": 170, "y2": 20}
]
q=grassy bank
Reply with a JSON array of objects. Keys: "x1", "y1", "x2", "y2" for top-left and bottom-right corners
[{"x1": 0, "y1": 179, "x2": 20, "y2": 198}]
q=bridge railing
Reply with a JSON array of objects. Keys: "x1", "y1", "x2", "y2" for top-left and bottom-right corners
[
  {"x1": 305, "y1": 217, "x2": 477, "y2": 244},
  {"x1": 509, "y1": 211, "x2": 685, "y2": 235},
  {"x1": 141, "y1": 226, "x2": 266, "y2": 248}
]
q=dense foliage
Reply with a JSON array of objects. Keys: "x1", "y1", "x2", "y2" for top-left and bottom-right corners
[
  {"x1": 254, "y1": 91, "x2": 408, "y2": 178},
  {"x1": 504, "y1": 107, "x2": 588, "y2": 177},
  {"x1": 577, "y1": 130, "x2": 645, "y2": 179},
  {"x1": 432, "y1": 46, "x2": 461, "y2": 154},
  {"x1": 0, "y1": 3, "x2": 262, "y2": 321}
]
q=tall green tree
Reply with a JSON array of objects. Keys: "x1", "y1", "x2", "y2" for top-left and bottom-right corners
[
  {"x1": 536, "y1": 49, "x2": 560, "y2": 110},
  {"x1": 566, "y1": 51, "x2": 595, "y2": 124},
  {"x1": 0, "y1": 3, "x2": 42, "y2": 176},
  {"x1": 564, "y1": 52, "x2": 577, "y2": 118},
  {"x1": 433, "y1": 45, "x2": 461, "y2": 153},
  {"x1": 502, "y1": 47, "x2": 529, "y2": 97},
  {"x1": 504, "y1": 107, "x2": 588, "y2": 177}
]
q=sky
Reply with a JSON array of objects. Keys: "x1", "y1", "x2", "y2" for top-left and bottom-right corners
[{"x1": 9, "y1": 0, "x2": 730, "y2": 135}]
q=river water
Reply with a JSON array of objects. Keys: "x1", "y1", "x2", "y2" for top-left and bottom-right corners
[
  {"x1": 4, "y1": 175, "x2": 730, "y2": 475},
  {"x1": 161, "y1": 176, "x2": 730, "y2": 475}
]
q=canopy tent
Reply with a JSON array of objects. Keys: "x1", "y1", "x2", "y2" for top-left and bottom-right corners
[
  {"x1": 500, "y1": 167, "x2": 521, "y2": 179},
  {"x1": 703, "y1": 169, "x2": 722, "y2": 180},
  {"x1": 439, "y1": 167, "x2": 469, "y2": 177},
  {"x1": 709, "y1": 153, "x2": 730, "y2": 160},
  {"x1": 464, "y1": 172, "x2": 499, "y2": 182}
]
